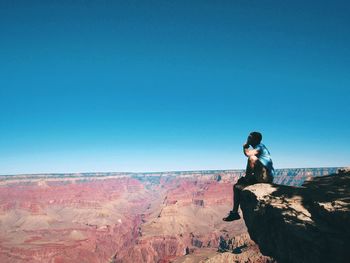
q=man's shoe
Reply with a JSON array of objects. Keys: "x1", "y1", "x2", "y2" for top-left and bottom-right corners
[{"x1": 222, "y1": 211, "x2": 241, "y2": 221}]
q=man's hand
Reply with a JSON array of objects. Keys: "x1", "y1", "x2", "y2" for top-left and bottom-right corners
[{"x1": 243, "y1": 142, "x2": 259, "y2": 157}]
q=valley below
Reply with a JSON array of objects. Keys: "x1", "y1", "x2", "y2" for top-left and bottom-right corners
[{"x1": 0, "y1": 168, "x2": 338, "y2": 263}]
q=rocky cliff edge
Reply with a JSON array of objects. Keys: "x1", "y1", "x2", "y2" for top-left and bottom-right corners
[{"x1": 240, "y1": 169, "x2": 350, "y2": 263}]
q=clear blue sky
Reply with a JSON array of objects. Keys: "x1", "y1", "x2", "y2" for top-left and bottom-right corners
[{"x1": 1, "y1": 0, "x2": 349, "y2": 174}]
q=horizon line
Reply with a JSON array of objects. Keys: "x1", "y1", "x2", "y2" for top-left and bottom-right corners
[{"x1": 0, "y1": 166, "x2": 345, "y2": 177}]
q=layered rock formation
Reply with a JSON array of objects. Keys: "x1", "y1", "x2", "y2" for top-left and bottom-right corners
[
  {"x1": 0, "y1": 171, "x2": 247, "y2": 263},
  {"x1": 0, "y1": 168, "x2": 341, "y2": 262},
  {"x1": 240, "y1": 171, "x2": 350, "y2": 263},
  {"x1": 173, "y1": 233, "x2": 273, "y2": 263},
  {"x1": 272, "y1": 167, "x2": 339, "y2": 186},
  {"x1": 0, "y1": 177, "x2": 154, "y2": 263},
  {"x1": 110, "y1": 177, "x2": 250, "y2": 262}
]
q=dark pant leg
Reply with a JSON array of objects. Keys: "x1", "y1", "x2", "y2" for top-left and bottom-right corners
[
  {"x1": 245, "y1": 158, "x2": 253, "y2": 177},
  {"x1": 232, "y1": 176, "x2": 255, "y2": 212}
]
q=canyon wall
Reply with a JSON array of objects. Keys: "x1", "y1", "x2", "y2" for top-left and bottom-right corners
[{"x1": 0, "y1": 168, "x2": 340, "y2": 262}]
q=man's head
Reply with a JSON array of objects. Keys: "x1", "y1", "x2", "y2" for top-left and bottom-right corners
[{"x1": 248, "y1": 131, "x2": 262, "y2": 146}]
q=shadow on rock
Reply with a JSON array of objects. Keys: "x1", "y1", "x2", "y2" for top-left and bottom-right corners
[{"x1": 240, "y1": 171, "x2": 350, "y2": 263}]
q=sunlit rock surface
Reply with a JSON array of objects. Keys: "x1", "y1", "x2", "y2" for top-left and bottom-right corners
[{"x1": 240, "y1": 171, "x2": 350, "y2": 263}]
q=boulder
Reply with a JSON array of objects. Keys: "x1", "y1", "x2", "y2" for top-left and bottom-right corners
[{"x1": 240, "y1": 173, "x2": 350, "y2": 263}]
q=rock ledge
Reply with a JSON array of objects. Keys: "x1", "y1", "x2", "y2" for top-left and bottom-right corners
[{"x1": 241, "y1": 172, "x2": 350, "y2": 263}]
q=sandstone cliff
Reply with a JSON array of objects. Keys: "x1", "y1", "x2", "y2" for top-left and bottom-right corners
[{"x1": 240, "y1": 170, "x2": 350, "y2": 263}]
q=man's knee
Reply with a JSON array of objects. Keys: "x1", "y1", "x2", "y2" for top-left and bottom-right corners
[
  {"x1": 249, "y1": 155, "x2": 258, "y2": 163},
  {"x1": 234, "y1": 177, "x2": 249, "y2": 191},
  {"x1": 234, "y1": 183, "x2": 243, "y2": 191},
  {"x1": 235, "y1": 177, "x2": 247, "y2": 186}
]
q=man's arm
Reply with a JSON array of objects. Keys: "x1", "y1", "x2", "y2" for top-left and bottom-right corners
[{"x1": 243, "y1": 144, "x2": 259, "y2": 157}]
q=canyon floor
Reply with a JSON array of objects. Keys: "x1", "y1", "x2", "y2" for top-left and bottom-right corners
[{"x1": 0, "y1": 168, "x2": 338, "y2": 262}]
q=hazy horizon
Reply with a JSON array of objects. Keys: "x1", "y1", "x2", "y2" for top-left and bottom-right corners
[
  {"x1": 0, "y1": 166, "x2": 344, "y2": 177},
  {"x1": 1, "y1": 1, "x2": 349, "y2": 174}
]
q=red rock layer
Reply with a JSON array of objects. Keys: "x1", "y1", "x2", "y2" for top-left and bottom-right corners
[
  {"x1": 0, "y1": 172, "x2": 266, "y2": 263},
  {"x1": 0, "y1": 177, "x2": 155, "y2": 263}
]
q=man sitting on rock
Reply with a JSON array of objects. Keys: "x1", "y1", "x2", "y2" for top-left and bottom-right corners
[{"x1": 223, "y1": 131, "x2": 275, "y2": 221}]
